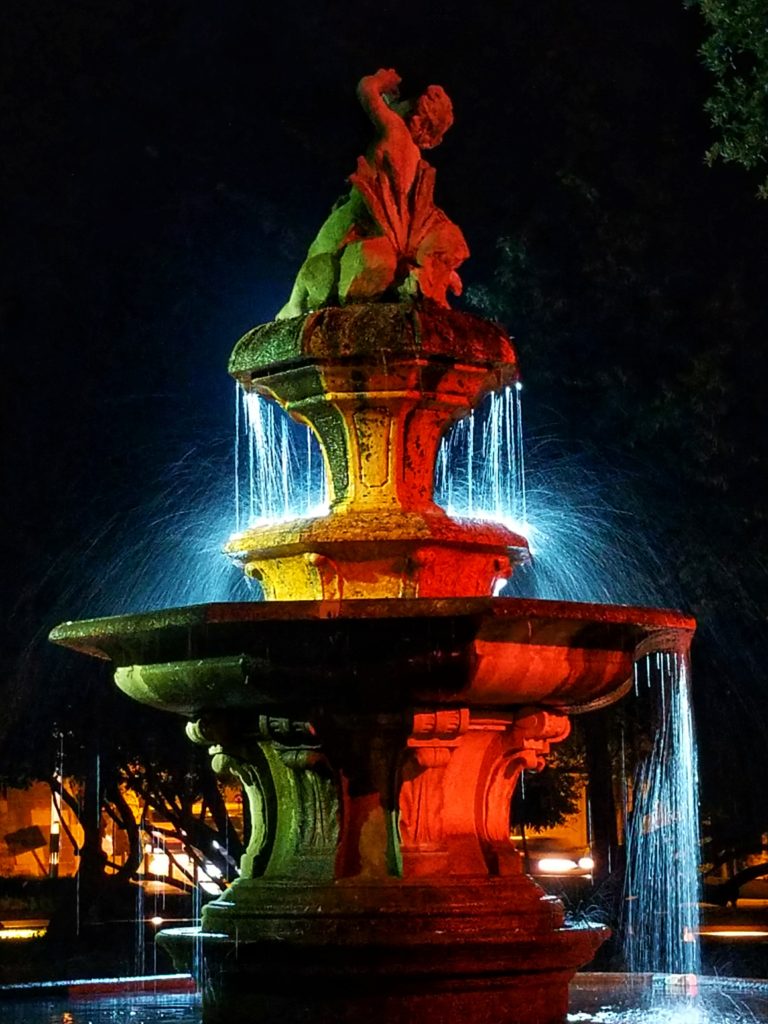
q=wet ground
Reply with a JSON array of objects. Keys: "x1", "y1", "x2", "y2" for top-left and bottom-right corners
[
  {"x1": 3, "y1": 975, "x2": 768, "y2": 1024},
  {"x1": 570, "y1": 974, "x2": 768, "y2": 1022},
  {"x1": 2, "y1": 901, "x2": 768, "y2": 1020}
]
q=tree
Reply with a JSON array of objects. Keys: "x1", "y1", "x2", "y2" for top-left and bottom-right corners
[
  {"x1": 0, "y1": 652, "x2": 244, "y2": 952},
  {"x1": 687, "y1": 0, "x2": 768, "y2": 196}
]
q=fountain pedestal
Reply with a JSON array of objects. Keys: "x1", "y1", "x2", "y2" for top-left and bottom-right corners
[
  {"x1": 162, "y1": 882, "x2": 602, "y2": 1024},
  {"x1": 164, "y1": 704, "x2": 603, "y2": 1023}
]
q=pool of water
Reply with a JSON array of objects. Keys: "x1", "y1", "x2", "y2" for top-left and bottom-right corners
[
  {"x1": 0, "y1": 992, "x2": 199, "y2": 1024},
  {"x1": 2, "y1": 974, "x2": 768, "y2": 1023},
  {"x1": 569, "y1": 974, "x2": 768, "y2": 1022}
]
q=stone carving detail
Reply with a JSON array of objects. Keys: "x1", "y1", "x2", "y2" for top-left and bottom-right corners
[
  {"x1": 398, "y1": 707, "x2": 571, "y2": 878},
  {"x1": 186, "y1": 714, "x2": 340, "y2": 881},
  {"x1": 187, "y1": 705, "x2": 569, "y2": 884},
  {"x1": 479, "y1": 710, "x2": 571, "y2": 872},
  {"x1": 398, "y1": 709, "x2": 469, "y2": 874},
  {"x1": 210, "y1": 749, "x2": 269, "y2": 875},
  {"x1": 278, "y1": 68, "x2": 469, "y2": 318}
]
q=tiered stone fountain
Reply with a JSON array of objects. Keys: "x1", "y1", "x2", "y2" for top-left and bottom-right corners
[{"x1": 51, "y1": 69, "x2": 694, "y2": 1024}]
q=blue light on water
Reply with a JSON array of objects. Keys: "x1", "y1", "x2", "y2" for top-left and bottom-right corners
[
  {"x1": 3, "y1": 975, "x2": 768, "y2": 1023},
  {"x1": 236, "y1": 390, "x2": 328, "y2": 527},
  {"x1": 435, "y1": 385, "x2": 527, "y2": 530},
  {"x1": 35, "y1": 380, "x2": 703, "y2": 1001},
  {"x1": 623, "y1": 652, "x2": 701, "y2": 977}
]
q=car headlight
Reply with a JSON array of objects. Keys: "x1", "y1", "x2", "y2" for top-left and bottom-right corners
[{"x1": 537, "y1": 857, "x2": 578, "y2": 874}]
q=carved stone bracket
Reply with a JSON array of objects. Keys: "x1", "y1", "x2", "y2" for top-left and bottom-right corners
[
  {"x1": 185, "y1": 704, "x2": 570, "y2": 887},
  {"x1": 186, "y1": 713, "x2": 339, "y2": 882},
  {"x1": 398, "y1": 709, "x2": 469, "y2": 876},
  {"x1": 475, "y1": 709, "x2": 571, "y2": 874},
  {"x1": 399, "y1": 706, "x2": 570, "y2": 878}
]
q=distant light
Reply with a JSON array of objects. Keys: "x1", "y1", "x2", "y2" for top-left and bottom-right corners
[
  {"x1": 577, "y1": 856, "x2": 595, "y2": 871},
  {"x1": 147, "y1": 851, "x2": 170, "y2": 877},
  {"x1": 0, "y1": 926, "x2": 46, "y2": 940},
  {"x1": 515, "y1": 381, "x2": 523, "y2": 392},
  {"x1": 150, "y1": 916, "x2": 164, "y2": 926},
  {"x1": 652, "y1": 974, "x2": 699, "y2": 996},
  {"x1": 173, "y1": 853, "x2": 192, "y2": 874},
  {"x1": 702, "y1": 928, "x2": 768, "y2": 939},
  {"x1": 200, "y1": 881, "x2": 221, "y2": 895},
  {"x1": 204, "y1": 862, "x2": 223, "y2": 880},
  {"x1": 537, "y1": 857, "x2": 578, "y2": 874}
]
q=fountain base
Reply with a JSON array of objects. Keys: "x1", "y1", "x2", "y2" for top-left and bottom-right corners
[
  {"x1": 50, "y1": 598, "x2": 694, "y2": 1023},
  {"x1": 159, "y1": 878, "x2": 606, "y2": 1023}
]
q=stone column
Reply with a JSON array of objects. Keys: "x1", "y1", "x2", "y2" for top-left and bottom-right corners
[{"x1": 161, "y1": 703, "x2": 602, "y2": 1023}]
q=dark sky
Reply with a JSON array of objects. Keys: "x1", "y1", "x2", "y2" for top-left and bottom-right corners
[{"x1": 2, "y1": 0, "x2": 767, "y2": 725}]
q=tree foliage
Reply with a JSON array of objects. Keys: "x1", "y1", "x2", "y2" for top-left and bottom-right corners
[
  {"x1": 0, "y1": 654, "x2": 242, "y2": 931},
  {"x1": 688, "y1": 0, "x2": 768, "y2": 195},
  {"x1": 512, "y1": 730, "x2": 586, "y2": 832}
]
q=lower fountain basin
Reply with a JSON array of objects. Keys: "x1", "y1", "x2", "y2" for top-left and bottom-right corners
[
  {"x1": 50, "y1": 596, "x2": 694, "y2": 716},
  {"x1": 155, "y1": 876, "x2": 606, "y2": 1023}
]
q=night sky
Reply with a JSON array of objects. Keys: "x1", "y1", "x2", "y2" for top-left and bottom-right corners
[{"x1": 3, "y1": 1, "x2": 768, "y2": 820}]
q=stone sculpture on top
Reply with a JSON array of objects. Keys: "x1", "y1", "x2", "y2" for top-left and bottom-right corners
[{"x1": 277, "y1": 68, "x2": 469, "y2": 318}]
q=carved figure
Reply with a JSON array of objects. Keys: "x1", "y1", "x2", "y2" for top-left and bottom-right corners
[{"x1": 277, "y1": 69, "x2": 469, "y2": 318}]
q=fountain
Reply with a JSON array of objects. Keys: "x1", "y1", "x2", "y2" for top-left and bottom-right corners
[{"x1": 47, "y1": 69, "x2": 700, "y2": 1023}]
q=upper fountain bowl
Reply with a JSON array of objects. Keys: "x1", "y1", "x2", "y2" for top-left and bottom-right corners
[{"x1": 225, "y1": 304, "x2": 529, "y2": 600}]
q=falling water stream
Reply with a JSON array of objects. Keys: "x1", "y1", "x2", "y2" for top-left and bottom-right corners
[
  {"x1": 624, "y1": 651, "x2": 701, "y2": 977},
  {"x1": 434, "y1": 383, "x2": 527, "y2": 531},
  {"x1": 235, "y1": 389, "x2": 327, "y2": 527},
  {"x1": 134, "y1": 871, "x2": 145, "y2": 976}
]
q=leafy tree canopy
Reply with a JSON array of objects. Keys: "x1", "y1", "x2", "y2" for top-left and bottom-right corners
[{"x1": 688, "y1": 0, "x2": 768, "y2": 195}]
